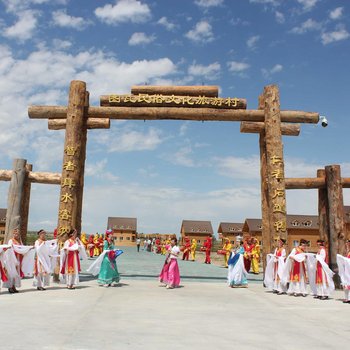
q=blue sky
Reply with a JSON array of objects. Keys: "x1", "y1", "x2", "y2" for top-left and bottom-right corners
[{"x1": 0, "y1": 0, "x2": 349, "y2": 235}]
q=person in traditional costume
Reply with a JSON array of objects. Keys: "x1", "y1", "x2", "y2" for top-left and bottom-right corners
[
  {"x1": 243, "y1": 238, "x2": 253, "y2": 273},
  {"x1": 283, "y1": 239, "x2": 309, "y2": 297},
  {"x1": 222, "y1": 238, "x2": 233, "y2": 268},
  {"x1": 337, "y1": 239, "x2": 350, "y2": 304},
  {"x1": 182, "y1": 237, "x2": 191, "y2": 261},
  {"x1": 307, "y1": 239, "x2": 334, "y2": 300},
  {"x1": 203, "y1": 236, "x2": 212, "y2": 264},
  {"x1": 3, "y1": 228, "x2": 35, "y2": 293},
  {"x1": 87, "y1": 230, "x2": 123, "y2": 287},
  {"x1": 80, "y1": 232, "x2": 88, "y2": 253},
  {"x1": 159, "y1": 237, "x2": 181, "y2": 289},
  {"x1": 33, "y1": 229, "x2": 57, "y2": 291},
  {"x1": 190, "y1": 239, "x2": 197, "y2": 261},
  {"x1": 60, "y1": 228, "x2": 87, "y2": 289},
  {"x1": 93, "y1": 233, "x2": 100, "y2": 257},
  {"x1": 251, "y1": 238, "x2": 260, "y2": 274},
  {"x1": 98, "y1": 234, "x2": 104, "y2": 254},
  {"x1": 264, "y1": 238, "x2": 287, "y2": 294},
  {"x1": 87, "y1": 235, "x2": 95, "y2": 258},
  {"x1": 228, "y1": 241, "x2": 248, "y2": 288},
  {"x1": 0, "y1": 244, "x2": 10, "y2": 292}
]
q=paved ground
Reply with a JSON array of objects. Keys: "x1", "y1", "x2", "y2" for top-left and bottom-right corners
[{"x1": 1, "y1": 248, "x2": 349, "y2": 350}]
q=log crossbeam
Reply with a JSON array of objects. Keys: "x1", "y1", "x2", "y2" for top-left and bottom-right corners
[
  {"x1": 285, "y1": 177, "x2": 350, "y2": 189},
  {"x1": 28, "y1": 106, "x2": 319, "y2": 124},
  {"x1": 0, "y1": 170, "x2": 61, "y2": 184}
]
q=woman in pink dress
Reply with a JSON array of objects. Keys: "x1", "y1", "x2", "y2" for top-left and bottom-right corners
[{"x1": 159, "y1": 237, "x2": 181, "y2": 289}]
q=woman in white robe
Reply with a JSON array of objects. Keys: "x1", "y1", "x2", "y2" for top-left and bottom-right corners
[
  {"x1": 3, "y1": 228, "x2": 35, "y2": 293},
  {"x1": 337, "y1": 240, "x2": 350, "y2": 304},
  {"x1": 264, "y1": 238, "x2": 287, "y2": 294},
  {"x1": 33, "y1": 229, "x2": 58, "y2": 290}
]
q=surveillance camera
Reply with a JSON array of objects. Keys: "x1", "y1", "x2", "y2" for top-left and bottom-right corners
[{"x1": 320, "y1": 116, "x2": 328, "y2": 127}]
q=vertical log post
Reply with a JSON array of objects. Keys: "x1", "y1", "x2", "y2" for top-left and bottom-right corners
[
  {"x1": 325, "y1": 164, "x2": 345, "y2": 288},
  {"x1": 317, "y1": 169, "x2": 329, "y2": 244},
  {"x1": 75, "y1": 91, "x2": 89, "y2": 237},
  {"x1": 264, "y1": 85, "x2": 287, "y2": 249},
  {"x1": 20, "y1": 163, "x2": 33, "y2": 243},
  {"x1": 57, "y1": 81, "x2": 87, "y2": 241},
  {"x1": 4, "y1": 159, "x2": 27, "y2": 243},
  {"x1": 258, "y1": 94, "x2": 271, "y2": 272}
]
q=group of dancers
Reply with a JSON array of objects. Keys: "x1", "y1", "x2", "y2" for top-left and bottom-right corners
[
  {"x1": 264, "y1": 238, "x2": 350, "y2": 303},
  {"x1": 1, "y1": 228, "x2": 350, "y2": 302},
  {"x1": 0, "y1": 228, "x2": 122, "y2": 293}
]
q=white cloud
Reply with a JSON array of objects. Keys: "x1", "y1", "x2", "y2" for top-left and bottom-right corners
[
  {"x1": 249, "y1": 0, "x2": 281, "y2": 6},
  {"x1": 261, "y1": 63, "x2": 283, "y2": 79},
  {"x1": 128, "y1": 32, "x2": 156, "y2": 46},
  {"x1": 194, "y1": 0, "x2": 224, "y2": 8},
  {"x1": 296, "y1": 0, "x2": 318, "y2": 12},
  {"x1": 329, "y1": 7, "x2": 343, "y2": 20},
  {"x1": 275, "y1": 11, "x2": 285, "y2": 24},
  {"x1": 0, "y1": 45, "x2": 176, "y2": 162},
  {"x1": 94, "y1": 126, "x2": 165, "y2": 153},
  {"x1": 179, "y1": 122, "x2": 190, "y2": 137},
  {"x1": 185, "y1": 20, "x2": 214, "y2": 43},
  {"x1": 52, "y1": 39, "x2": 72, "y2": 50},
  {"x1": 215, "y1": 155, "x2": 260, "y2": 180},
  {"x1": 85, "y1": 158, "x2": 119, "y2": 182},
  {"x1": 247, "y1": 35, "x2": 260, "y2": 49},
  {"x1": 188, "y1": 62, "x2": 221, "y2": 80},
  {"x1": 95, "y1": 0, "x2": 151, "y2": 25},
  {"x1": 2, "y1": 0, "x2": 62, "y2": 13},
  {"x1": 290, "y1": 18, "x2": 321, "y2": 34},
  {"x1": 52, "y1": 9, "x2": 91, "y2": 30},
  {"x1": 3, "y1": 10, "x2": 38, "y2": 41},
  {"x1": 157, "y1": 16, "x2": 176, "y2": 31},
  {"x1": 172, "y1": 146, "x2": 195, "y2": 167},
  {"x1": 227, "y1": 61, "x2": 250, "y2": 73},
  {"x1": 321, "y1": 26, "x2": 350, "y2": 45}
]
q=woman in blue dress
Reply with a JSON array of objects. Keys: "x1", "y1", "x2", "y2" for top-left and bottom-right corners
[{"x1": 227, "y1": 240, "x2": 248, "y2": 288}]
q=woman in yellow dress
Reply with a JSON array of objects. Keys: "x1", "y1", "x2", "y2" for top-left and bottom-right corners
[
  {"x1": 222, "y1": 238, "x2": 232, "y2": 268},
  {"x1": 251, "y1": 238, "x2": 260, "y2": 274},
  {"x1": 190, "y1": 239, "x2": 197, "y2": 261},
  {"x1": 93, "y1": 234, "x2": 100, "y2": 257},
  {"x1": 80, "y1": 232, "x2": 88, "y2": 253}
]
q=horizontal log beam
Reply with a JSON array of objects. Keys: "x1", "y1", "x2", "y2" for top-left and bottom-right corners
[
  {"x1": 28, "y1": 172, "x2": 61, "y2": 184},
  {"x1": 285, "y1": 177, "x2": 325, "y2": 189},
  {"x1": 48, "y1": 118, "x2": 110, "y2": 130},
  {"x1": 240, "y1": 122, "x2": 300, "y2": 136},
  {"x1": 100, "y1": 94, "x2": 247, "y2": 110},
  {"x1": 131, "y1": 85, "x2": 219, "y2": 97},
  {"x1": 0, "y1": 170, "x2": 61, "y2": 185},
  {"x1": 342, "y1": 178, "x2": 350, "y2": 188},
  {"x1": 28, "y1": 106, "x2": 319, "y2": 124},
  {"x1": 0, "y1": 170, "x2": 12, "y2": 181}
]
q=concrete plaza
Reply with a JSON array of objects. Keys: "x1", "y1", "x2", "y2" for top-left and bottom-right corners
[{"x1": 1, "y1": 247, "x2": 348, "y2": 350}]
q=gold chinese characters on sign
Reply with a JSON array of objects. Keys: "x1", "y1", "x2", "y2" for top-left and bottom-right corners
[
  {"x1": 108, "y1": 94, "x2": 243, "y2": 109},
  {"x1": 58, "y1": 144, "x2": 77, "y2": 236},
  {"x1": 270, "y1": 154, "x2": 286, "y2": 233}
]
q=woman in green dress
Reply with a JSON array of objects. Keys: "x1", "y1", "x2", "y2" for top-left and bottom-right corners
[{"x1": 88, "y1": 231, "x2": 122, "y2": 287}]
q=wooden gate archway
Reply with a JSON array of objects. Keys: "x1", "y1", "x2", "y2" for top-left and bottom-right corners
[{"x1": 28, "y1": 80, "x2": 319, "y2": 269}]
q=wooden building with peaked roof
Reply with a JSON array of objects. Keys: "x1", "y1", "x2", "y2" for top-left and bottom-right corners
[
  {"x1": 107, "y1": 217, "x2": 137, "y2": 247},
  {"x1": 0, "y1": 208, "x2": 6, "y2": 244},
  {"x1": 218, "y1": 222, "x2": 244, "y2": 244},
  {"x1": 180, "y1": 220, "x2": 213, "y2": 246},
  {"x1": 242, "y1": 214, "x2": 320, "y2": 252}
]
